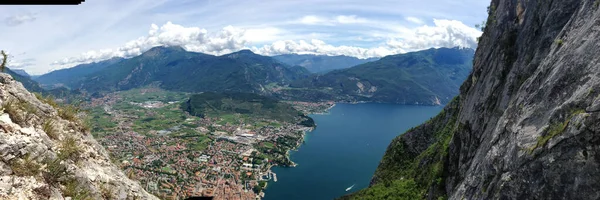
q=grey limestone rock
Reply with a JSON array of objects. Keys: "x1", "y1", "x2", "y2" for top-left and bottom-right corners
[{"x1": 0, "y1": 73, "x2": 158, "y2": 199}]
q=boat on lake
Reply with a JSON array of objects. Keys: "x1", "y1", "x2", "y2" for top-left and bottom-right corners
[{"x1": 345, "y1": 184, "x2": 355, "y2": 191}]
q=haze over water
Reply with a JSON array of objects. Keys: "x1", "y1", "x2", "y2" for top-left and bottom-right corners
[{"x1": 263, "y1": 103, "x2": 443, "y2": 200}]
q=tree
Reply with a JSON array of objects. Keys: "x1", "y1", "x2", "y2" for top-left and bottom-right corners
[
  {"x1": 252, "y1": 185, "x2": 262, "y2": 193},
  {"x1": 1, "y1": 50, "x2": 7, "y2": 72}
]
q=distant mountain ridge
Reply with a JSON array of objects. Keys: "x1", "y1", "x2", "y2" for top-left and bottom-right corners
[
  {"x1": 34, "y1": 46, "x2": 474, "y2": 105},
  {"x1": 71, "y1": 46, "x2": 310, "y2": 95},
  {"x1": 10, "y1": 69, "x2": 31, "y2": 77},
  {"x1": 35, "y1": 57, "x2": 125, "y2": 88},
  {"x1": 5, "y1": 67, "x2": 44, "y2": 93},
  {"x1": 273, "y1": 54, "x2": 379, "y2": 73},
  {"x1": 276, "y1": 47, "x2": 474, "y2": 105}
]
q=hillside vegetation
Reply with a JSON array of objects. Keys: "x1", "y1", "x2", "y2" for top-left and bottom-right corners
[
  {"x1": 72, "y1": 47, "x2": 310, "y2": 95},
  {"x1": 182, "y1": 92, "x2": 313, "y2": 126},
  {"x1": 278, "y1": 47, "x2": 474, "y2": 105},
  {"x1": 273, "y1": 54, "x2": 379, "y2": 73}
]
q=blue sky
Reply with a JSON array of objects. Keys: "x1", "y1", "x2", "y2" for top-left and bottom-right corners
[{"x1": 0, "y1": 0, "x2": 489, "y2": 75}]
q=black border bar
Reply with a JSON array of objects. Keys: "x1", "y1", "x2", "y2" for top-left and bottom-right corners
[{"x1": 1, "y1": 0, "x2": 85, "y2": 5}]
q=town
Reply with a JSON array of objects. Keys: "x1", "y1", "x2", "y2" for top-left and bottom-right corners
[{"x1": 86, "y1": 88, "x2": 333, "y2": 199}]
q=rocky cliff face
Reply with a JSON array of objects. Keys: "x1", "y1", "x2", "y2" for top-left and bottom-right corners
[
  {"x1": 346, "y1": 0, "x2": 600, "y2": 199},
  {"x1": 0, "y1": 73, "x2": 157, "y2": 199}
]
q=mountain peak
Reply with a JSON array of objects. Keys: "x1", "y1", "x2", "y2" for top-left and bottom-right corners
[
  {"x1": 222, "y1": 49, "x2": 263, "y2": 59},
  {"x1": 9, "y1": 69, "x2": 30, "y2": 77},
  {"x1": 142, "y1": 45, "x2": 186, "y2": 57},
  {"x1": 236, "y1": 49, "x2": 256, "y2": 54},
  {"x1": 226, "y1": 49, "x2": 258, "y2": 57}
]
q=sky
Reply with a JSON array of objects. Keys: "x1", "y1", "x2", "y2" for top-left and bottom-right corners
[{"x1": 0, "y1": 0, "x2": 489, "y2": 75}]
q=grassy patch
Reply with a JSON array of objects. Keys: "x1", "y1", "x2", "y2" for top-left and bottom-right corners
[
  {"x1": 3, "y1": 100, "x2": 25, "y2": 124},
  {"x1": 2, "y1": 100, "x2": 37, "y2": 125},
  {"x1": 188, "y1": 135, "x2": 212, "y2": 151},
  {"x1": 100, "y1": 183, "x2": 115, "y2": 199},
  {"x1": 34, "y1": 93, "x2": 59, "y2": 108},
  {"x1": 42, "y1": 157, "x2": 68, "y2": 186},
  {"x1": 63, "y1": 178, "x2": 92, "y2": 200},
  {"x1": 43, "y1": 120, "x2": 59, "y2": 139},
  {"x1": 58, "y1": 104, "x2": 79, "y2": 121},
  {"x1": 161, "y1": 166, "x2": 175, "y2": 174},
  {"x1": 10, "y1": 153, "x2": 41, "y2": 177},
  {"x1": 132, "y1": 104, "x2": 188, "y2": 133},
  {"x1": 269, "y1": 122, "x2": 282, "y2": 128},
  {"x1": 218, "y1": 114, "x2": 242, "y2": 125},
  {"x1": 347, "y1": 179, "x2": 420, "y2": 200},
  {"x1": 58, "y1": 136, "x2": 82, "y2": 162},
  {"x1": 86, "y1": 107, "x2": 118, "y2": 137},
  {"x1": 262, "y1": 142, "x2": 275, "y2": 149},
  {"x1": 529, "y1": 109, "x2": 586, "y2": 152},
  {"x1": 118, "y1": 87, "x2": 188, "y2": 103},
  {"x1": 555, "y1": 39, "x2": 564, "y2": 46}
]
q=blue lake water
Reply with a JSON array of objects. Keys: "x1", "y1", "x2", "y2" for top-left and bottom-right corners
[{"x1": 263, "y1": 103, "x2": 443, "y2": 200}]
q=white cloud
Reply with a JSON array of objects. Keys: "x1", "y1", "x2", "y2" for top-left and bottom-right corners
[
  {"x1": 253, "y1": 19, "x2": 481, "y2": 58},
  {"x1": 295, "y1": 15, "x2": 369, "y2": 26},
  {"x1": 1, "y1": 51, "x2": 34, "y2": 69},
  {"x1": 298, "y1": 15, "x2": 331, "y2": 25},
  {"x1": 51, "y1": 19, "x2": 481, "y2": 67},
  {"x1": 241, "y1": 27, "x2": 284, "y2": 43},
  {"x1": 405, "y1": 17, "x2": 424, "y2": 24},
  {"x1": 386, "y1": 19, "x2": 482, "y2": 51},
  {"x1": 52, "y1": 22, "x2": 248, "y2": 66},
  {"x1": 251, "y1": 39, "x2": 394, "y2": 58},
  {"x1": 1, "y1": 0, "x2": 490, "y2": 75},
  {"x1": 7, "y1": 59, "x2": 36, "y2": 69},
  {"x1": 4, "y1": 13, "x2": 37, "y2": 26},
  {"x1": 335, "y1": 15, "x2": 368, "y2": 24}
]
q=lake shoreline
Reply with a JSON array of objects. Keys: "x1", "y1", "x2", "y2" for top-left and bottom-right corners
[
  {"x1": 259, "y1": 103, "x2": 336, "y2": 198},
  {"x1": 274, "y1": 102, "x2": 337, "y2": 167},
  {"x1": 262, "y1": 103, "x2": 443, "y2": 200}
]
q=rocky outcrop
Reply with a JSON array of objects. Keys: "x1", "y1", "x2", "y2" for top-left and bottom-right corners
[
  {"x1": 346, "y1": 0, "x2": 600, "y2": 199},
  {"x1": 0, "y1": 73, "x2": 157, "y2": 199}
]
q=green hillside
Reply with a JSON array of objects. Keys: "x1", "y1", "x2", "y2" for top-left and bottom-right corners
[
  {"x1": 273, "y1": 54, "x2": 379, "y2": 73},
  {"x1": 182, "y1": 92, "x2": 313, "y2": 126},
  {"x1": 73, "y1": 47, "x2": 310, "y2": 95},
  {"x1": 279, "y1": 47, "x2": 474, "y2": 105}
]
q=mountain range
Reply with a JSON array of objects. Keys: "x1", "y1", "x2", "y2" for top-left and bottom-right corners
[
  {"x1": 273, "y1": 54, "x2": 379, "y2": 73},
  {"x1": 29, "y1": 46, "x2": 474, "y2": 105},
  {"x1": 10, "y1": 69, "x2": 31, "y2": 77},
  {"x1": 35, "y1": 57, "x2": 125, "y2": 89},
  {"x1": 5, "y1": 67, "x2": 44, "y2": 93},
  {"x1": 277, "y1": 47, "x2": 474, "y2": 105},
  {"x1": 62, "y1": 47, "x2": 310, "y2": 96}
]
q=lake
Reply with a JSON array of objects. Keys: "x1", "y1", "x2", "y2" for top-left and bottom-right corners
[{"x1": 263, "y1": 103, "x2": 443, "y2": 200}]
